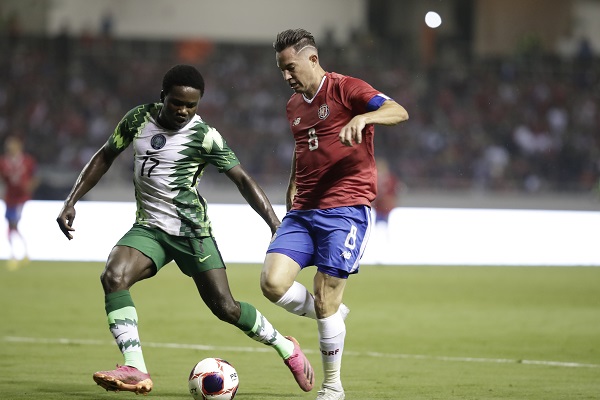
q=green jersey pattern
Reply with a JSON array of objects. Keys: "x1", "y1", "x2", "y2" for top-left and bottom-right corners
[{"x1": 107, "y1": 103, "x2": 240, "y2": 237}]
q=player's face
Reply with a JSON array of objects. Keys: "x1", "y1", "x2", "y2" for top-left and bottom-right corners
[
  {"x1": 276, "y1": 46, "x2": 319, "y2": 97},
  {"x1": 5, "y1": 137, "x2": 22, "y2": 156},
  {"x1": 159, "y1": 85, "x2": 201, "y2": 130}
]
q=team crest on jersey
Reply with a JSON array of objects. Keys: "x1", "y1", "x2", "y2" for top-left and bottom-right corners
[
  {"x1": 292, "y1": 117, "x2": 301, "y2": 126},
  {"x1": 318, "y1": 104, "x2": 329, "y2": 120},
  {"x1": 151, "y1": 134, "x2": 166, "y2": 149}
]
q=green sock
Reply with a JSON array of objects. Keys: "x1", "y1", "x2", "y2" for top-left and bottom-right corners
[
  {"x1": 236, "y1": 301, "x2": 294, "y2": 359},
  {"x1": 105, "y1": 290, "x2": 148, "y2": 373}
]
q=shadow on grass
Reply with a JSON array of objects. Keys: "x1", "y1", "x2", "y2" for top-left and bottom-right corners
[{"x1": 29, "y1": 385, "x2": 308, "y2": 399}]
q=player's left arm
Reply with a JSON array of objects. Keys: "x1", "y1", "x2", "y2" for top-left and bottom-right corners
[
  {"x1": 225, "y1": 164, "x2": 281, "y2": 235},
  {"x1": 339, "y1": 98, "x2": 409, "y2": 147}
]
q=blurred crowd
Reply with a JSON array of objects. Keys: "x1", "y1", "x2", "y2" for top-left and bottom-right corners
[{"x1": 0, "y1": 31, "x2": 598, "y2": 199}]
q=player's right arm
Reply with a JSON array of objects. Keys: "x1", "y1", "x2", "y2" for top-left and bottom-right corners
[{"x1": 56, "y1": 143, "x2": 120, "y2": 240}]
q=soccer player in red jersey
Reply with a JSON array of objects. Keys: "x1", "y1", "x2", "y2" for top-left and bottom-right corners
[
  {"x1": 0, "y1": 136, "x2": 38, "y2": 268},
  {"x1": 260, "y1": 29, "x2": 409, "y2": 400}
]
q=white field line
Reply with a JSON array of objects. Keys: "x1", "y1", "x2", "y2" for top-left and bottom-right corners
[{"x1": 4, "y1": 336, "x2": 599, "y2": 369}]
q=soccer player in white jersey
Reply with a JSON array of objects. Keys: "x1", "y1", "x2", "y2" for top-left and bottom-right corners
[{"x1": 56, "y1": 65, "x2": 314, "y2": 395}]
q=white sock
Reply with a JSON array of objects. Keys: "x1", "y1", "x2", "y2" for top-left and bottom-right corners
[
  {"x1": 108, "y1": 306, "x2": 147, "y2": 373},
  {"x1": 275, "y1": 281, "x2": 316, "y2": 319},
  {"x1": 317, "y1": 310, "x2": 345, "y2": 391},
  {"x1": 275, "y1": 282, "x2": 351, "y2": 322}
]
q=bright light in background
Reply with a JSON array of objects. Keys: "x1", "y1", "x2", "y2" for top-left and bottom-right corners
[
  {"x1": 425, "y1": 11, "x2": 442, "y2": 28},
  {"x1": 1, "y1": 201, "x2": 599, "y2": 266}
]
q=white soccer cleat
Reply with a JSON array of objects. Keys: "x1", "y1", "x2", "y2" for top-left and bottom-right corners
[{"x1": 316, "y1": 387, "x2": 345, "y2": 400}]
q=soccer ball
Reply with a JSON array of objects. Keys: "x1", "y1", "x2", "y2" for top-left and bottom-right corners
[{"x1": 188, "y1": 357, "x2": 239, "y2": 400}]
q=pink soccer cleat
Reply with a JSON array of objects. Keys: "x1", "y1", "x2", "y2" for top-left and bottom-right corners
[
  {"x1": 283, "y1": 336, "x2": 315, "y2": 392},
  {"x1": 93, "y1": 364, "x2": 153, "y2": 395}
]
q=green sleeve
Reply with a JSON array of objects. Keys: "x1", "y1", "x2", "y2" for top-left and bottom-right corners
[
  {"x1": 107, "y1": 104, "x2": 155, "y2": 152},
  {"x1": 193, "y1": 123, "x2": 240, "y2": 172}
]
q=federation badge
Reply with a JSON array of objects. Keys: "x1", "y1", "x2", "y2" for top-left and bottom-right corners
[
  {"x1": 318, "y1": 104, "x2": 329, "y2": 120},
  {"x1": 151, "y1": 134, "x2": 166, "y2": 149}
]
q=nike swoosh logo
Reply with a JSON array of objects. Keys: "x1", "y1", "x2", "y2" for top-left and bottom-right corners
[{"x1": 199, "y1": 255, "x2": 212, "y2": 262}]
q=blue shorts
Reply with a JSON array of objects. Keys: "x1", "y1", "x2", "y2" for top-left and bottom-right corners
[
  {"x1": 267, "y1": 206, "x2": 372, "y2": 279},
  {"x1": 5, "y1": 204, "x2": 23, "y2": 226}
]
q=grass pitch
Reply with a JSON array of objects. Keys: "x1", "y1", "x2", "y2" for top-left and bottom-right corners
[{"x1": 0, "y1": 261, "x2": 598, "y2": 399}]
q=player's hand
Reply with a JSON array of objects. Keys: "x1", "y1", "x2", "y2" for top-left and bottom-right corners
[
  {"x1": 339, "y1": 116, "x2": 367, "y2": 146},
  {"x1": 56, "y1": 205, "x2": 76, "y2": 240}
]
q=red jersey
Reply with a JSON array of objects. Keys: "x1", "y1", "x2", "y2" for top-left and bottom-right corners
[
  {"x1": 0, "y1": 153, "x2": 37, "y2": 206},
  {"x1": 287, "y1": 72, "x2": 384, "y2": 210}
]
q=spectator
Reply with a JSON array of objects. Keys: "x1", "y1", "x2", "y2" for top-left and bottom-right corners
[
  {"x1": 0, "y1": 135, "x2": 38, "y2": 269},
  {"x1": 0, "y1": 34, "x2": 597, "y2": 197}
]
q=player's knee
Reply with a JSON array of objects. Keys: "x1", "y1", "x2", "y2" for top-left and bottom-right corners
[
  {"x1": 100, "y1": 269, "x2": 121, "y2": 291},
  {"x1": 100, "y1": 267, "x2": 131, "y2": 292},
  {"x1": 260, "y1": 275, "x2": 285, "y2": 302}
]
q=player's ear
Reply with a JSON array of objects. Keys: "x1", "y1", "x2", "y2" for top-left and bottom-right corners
[{"x1": 160, "y1": 90, "x2": 165, "y2": 103}]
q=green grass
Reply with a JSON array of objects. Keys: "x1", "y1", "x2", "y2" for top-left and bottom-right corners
[{"x1": 1, "y1": 261, "x2": 599, "y2": 399}]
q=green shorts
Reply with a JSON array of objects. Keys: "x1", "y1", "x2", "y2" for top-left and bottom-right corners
[{"x1": 116, "y1": 224, "x2": 225, "y2": 276}]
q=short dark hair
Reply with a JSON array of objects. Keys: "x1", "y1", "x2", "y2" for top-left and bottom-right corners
[
  {"x1": 273, "y1": 28, "x2": 317, "y2": 53},
  {"x1": 162, "y1": 64, "x2": 205, "y2": 96}
]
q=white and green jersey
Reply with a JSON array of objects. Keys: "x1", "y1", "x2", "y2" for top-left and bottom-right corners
[{"x1": 107, "y1": 103, "x2": 240, "y2": 237}]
